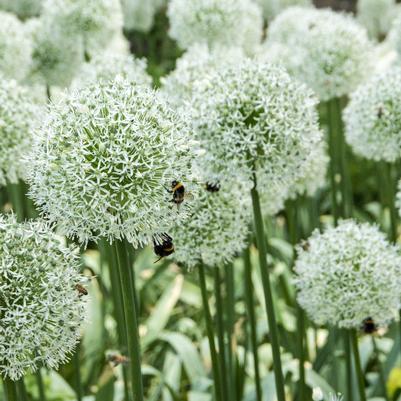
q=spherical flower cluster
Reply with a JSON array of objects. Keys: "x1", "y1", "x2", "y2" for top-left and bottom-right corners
[
  {"x1": 344, "y1": 66, "x2": 401, "y2": 162},
  {"x1": 188, "y1": 59, "x2": 322, "y2": 191},
  {"x1": 0, "y1": 11, "x2": 32, "y2": 81},
  {"x1": 171, "y1": 178, "x2": 251, "y2": 268},
  {"x1": 27, "y1": 78, "x2": 196, "y2": 246},
  {"x1": 27, "y1": 17, "x2": 84, "y2": 87},
  {"x1": 71, "y1": 51, "x2": 152, "y2": 89},
  {"x1": 167, "y1": 0, "x2": 263, "y2": 54},
  {"x1": 357, "y1": 0, "x2": 396, "y2": 40},
  {"x1": 294, "y1": 220, "x2": 401, "y2": 329},
  {"x1": 120, "y1": 0, "x2": 164, "y2": 32},
  {"x1": 256, "y1": 0, "x2": 312, "y2": 21},
  {"x1": 161, "y1": 44, "x2": 245, "y2": 108},
  {"x1": 0, "y1": 214, "x2": 87, "y2": 380},
  {"x1": 42, "y1": 0, "x2": 123, "y2": 54},
  {"x1": 0, "y1": 0, "x2": 43, "y2": 19},
  {"x1": 0, "y1": 78, "x2": 38, "y2": 186},
  {"x1": 266, "y1": 7, "x2": 372, "y2": 101}
]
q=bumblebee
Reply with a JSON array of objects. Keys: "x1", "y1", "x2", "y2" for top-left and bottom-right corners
[
  {"x1": 170, "y1": 180, "x2": 186, "y2": 205},
  {"x1": 75, "y1": 284, "x2": 88, "y2": 297},
  {"x1": 205, "y1": 182, "x2": 221, "y2": 192},
  {"x1": 153, "y1": 233, "x2": 175, "y2": 263},
  {"x1": 361, "y1": 317, "x2": 377, "y2": 334},
  {"x1": 300, "y1": 240, "x2": 310, "y2": 252},
  {"x1": 107, "y1": 353, "x2": 129, "y2": 366}
]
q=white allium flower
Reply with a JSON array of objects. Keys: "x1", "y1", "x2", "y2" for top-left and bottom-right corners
[
  {"x1": 42, "y1": 0, "x2": 123, "y2": 54},
  {"x1": 160, "y1": 44, "x2": 245, "y2": 108},
  {"x1": 171, "y1": 178, "x2": 251, "y2": 268},
  {"x1": 266, "y1": 7, "x2": 373, "y2": 101},
  {"x1": 71, "y1": 51, "x2": 152, "y2": 89},
  {"x1": 294, "y1": 220, "x2": 401, "y2": 329},
  {"x1": 256, "y1": 0, "x2": 312, "y2": 21},
  {"x1": 0, "y1": 11, "x2": 32, "y2": 81},
  {"x1": 312, "y1": 388, "x2": 324, "y2": 401},
  {"x1": 120, "y1": 0, "x2": 160, "y2": 32},
  {"x1": 167, "y1": 0, "x2": 263, "y2": 54},
  {"x1": 27, "y1": 17, "x2": 84, "y2": 87},
  {"x1": 0, "y1": 0, "x2": 43, "y2": 18},
  {"x1": 27, "y1": 79, "x2": 196, "y2": 246},
  {"x1": 0, "y1": 214, "x2": 87, "y2": 381},
  {"x1": 357, "y1": 0, "x2": 396, "y2": 39},
  {"x1": 344, "y1": 66, "x2": 401, "y2": 162},
  {"x1": 188, "y1": 59, "x2": 322, "y2": 191},
  {"x1": 0, "y1": 78, "x2": 38, "y2": 186}
]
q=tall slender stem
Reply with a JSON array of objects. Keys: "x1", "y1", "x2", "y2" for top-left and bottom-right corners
[
  {"x1": 350, "y1": 330, "x2": 366, "y2": 401},
  {"x1": 250, "y1": 174, "x2": 286, "y2": 401},
  {"x1": 36, "y1": 369, "x2": 46, "y2": 401},
  {"x1": 243, "y1": 247, "x2": 262, "y2": 401},
  {"x1": 114, "y1": 240, "x2": 144, "y2": 401},
  {"x1": 371, "y1": 336, "x2": 388, "y2": 401},
  {"x1": 198, "y1": 264, "x2": 224, "y2": 401},
  {"x1": 213, "y1": 267, "x2": 229, "y2": 401},
  {"x1": 344, "y1": 330, "x2": 352, "y2": 401},
  {"x1": 73, "y1": 344, "x2": 83, "y2": 401},
  {"x1": 3, "y1": 378, "x2": 18, "y2": 401}
]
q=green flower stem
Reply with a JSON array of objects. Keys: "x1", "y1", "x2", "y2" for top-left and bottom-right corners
[
  {"x1": 243, "y1": 247, "x2": 262, "y2": 401},
  {"x1": 114, "y1": 239, "x2": 144, "y2": 401},
  {"x1": 371, "y1": 336, "x2": 389, "y2": 401},
  {"x1": 6, "y1": 181, "x2": 24, "y2": 222},
  {"x1": 198, "y1": 264, "x2": 224, "y2": 401},
  {"x1": 250, "y1": 175, "x2": 286, "y2": 401},
  {"x1": 285, "y1": 201, "x2": 306, "y2": 401},
  {"x1": 102, "y1": 241, "x2": 131, "y2": 401},
  {"x1": 213, "y1": 267, "x2": 229, "y2": 401},
  {"x1": 36, "y1": 369, "x2": 46, "y2": 401},
  {"x1": 224, "y1": 264, "x2": 236, "y2": 401},
  {"x1": 3, "y1": 378, "x2": 18, "y2": 401},
  {"x1": 73, "y1": 344, "x2": 83, "y2": 401},
  {"x1": 343, "y1": 330, "x2": 352, "y2": 401},
  {"x1": 350, "y1": 329, "x2": 366, "y2": 401}
]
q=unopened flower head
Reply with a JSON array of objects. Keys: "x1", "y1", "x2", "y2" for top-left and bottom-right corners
[
  {"x1": 72, "y1": 51, "x2": 152, "y2": 89},
  {"x1": 27, "y1": 17, "x2": 84, "y2": 87},
  {"x1": 171, "y1": 177, "x2": 251, "y2": 268},
  {"x1": 357, "y1": 0, "x2": 396, "y2": 39},
  {"x1": 167, "y1": 0, "x2": 263, "y2": 54},
  {"x1": 0, "y1": 214, "x2": 87, "y2": 381},
  {"x1": 0, "y1": 11, "x2": 32, "y2": 81},
  {"x1": 189, "y1": 59, "x2": 322, "y2": 192},
  {"x1": 344, "y1": 66, "x2": 401, "y2": 162},
  {"x1": 28, "y1": 79, "x2": 196, "y2": 246},
  {"x1": 267, "y1": 7, "x2": 372, "y2": 101},
  {"x1": 0, "y1": 0, "x2": 43, "y2": 18},
  {"x1": 161, "y1": 44, "x2": 245, "y2": 108},
  {"x1": 256, "y1": 0, "x2": 312, "y2": 20},
  {"x1": 42, "y1": 0, "x2": 123, "y2": 54},
  {"x1": 294, "y1": 220, "x2": 401, "y2": 329},
  {"x1": 0, "y1": 78, "x2": 38, "y2": 186}
]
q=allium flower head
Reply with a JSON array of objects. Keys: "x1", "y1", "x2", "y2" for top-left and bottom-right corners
[
  {"x1": 27, "y1": 17, "x2": 84, "y2": 87},
  {"x1": 27, "y1": 78, "x2": 196, "y2": 246},
  {"x1": 266, "y1": 7, "x2": 373, "y2": 101},
  {"x1": 256, "y1": 0, "x2": 312, "y2": 21},
  {"x1": 188, "y1": 59, "x2": 322, "y2": 191},
  {"x1": 0, "y1": 11, "x2": 32, "y2": 81},
  {"x1": 42, "y1": 0, "x2": 122, "y2": 54},
  {"x1": 0, "y1": 78, "x2": 38, "y2": 186},
  {"x1": 120, "y1": 0, "x2": 163, "y2": 32},
  {"x1": 0, "y1": 0, "x2": 43, "y2": 19},
  {"x1": 357, "y1": 0, "x2": 396, "y2": 40},
  {"x1": 71, "y1": 51, "x2": 152, "y2": 89},
  {"x1": 161, "y1": 44, "x2": 245, "y2": 108},
  {"x1": 294, "y1": 220, "x2": 401, "y2": 329},
  {"x1": 167, "y1": 0, "x2": 263, "y2": 54},
  {"x1": 0, "y1": 214, "x2": 87, "y2": 380},
  {"x1": 171, "y1": 178, "x2": 251, "y2": 268},
  {"x1": 344, "y1": 66, "x2": 401, "y2": 162}
]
